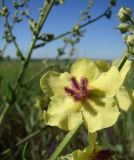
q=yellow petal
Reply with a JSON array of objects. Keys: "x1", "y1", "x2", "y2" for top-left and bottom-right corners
[
  {"x1": 81, "y1": 97, "x2": 120, "y2": 133},
  {"x1": 71, "y1": 146, "x2": 95, "y2": 160},
  {"x1": 95, "y1": 60, "x2": 110, "y2": 72},
  {"x1": 91, "y1": 66, "x2": 122, "y2": 97},
  {"x1": 120, "y1": 60, "x2": 133, "y2": 83},
  {"x1": 116, "y1": 86, "x2": 134, "y2": 111},
  {"x1": 70, "y1": 58, "x2": 101, "y2": 82},
  {"x1": 43, "y1": 96, "x2": 82, "y2": 130},
  {"x1": 60, "y1": 146, "x2": 102, "y2": 160},
  {"x1": 40, "y1": 71, "x2": 71, "y2": 97}
]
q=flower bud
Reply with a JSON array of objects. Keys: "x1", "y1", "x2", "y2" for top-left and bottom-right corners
[
  {"x1": 1, "y1": 6, "x2": 8, "y2": 17},
  {"x1": 55, "y1": 0, "x2": 64, "y2": 5},
  {"x1": 117, "y1": 7, "x2": 132, "y2": 22},
  {"x1": 126, "y1": 35, "x2": 134, "y2": 47},
  {"x1": 73, "y1": 24, "x2": 80, "y2": 35},
  {"x1": 117, "y1": 23, "x2": 130, "y2": 33}
]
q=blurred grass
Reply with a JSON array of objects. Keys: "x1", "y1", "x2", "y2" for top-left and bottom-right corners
[{"x1": 0, "y1": 59, "x2": 134, "y2": 160}]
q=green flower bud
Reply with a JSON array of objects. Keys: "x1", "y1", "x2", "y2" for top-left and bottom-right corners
[
  {"x1": 55, "y1": 0, "x2": 64, "y2": 5},
  {"x1": 20, "y1": 10, "x2": 25, "y2": 15},
  {"x1": 126, "y1": 35, "x2": 134, "y2": 47},
  {"x1": 117, "y1": 23, "x2": 130, "y2": 33},
  {"x1": 117, "y1": 7, "x2": 132, "y2": 22},
  {"x1": 73, "y1": 24, "x2": 80, "y2": 35},
  {"x1": 1, "y1": 6, "x2": 9, "y2": 17}
]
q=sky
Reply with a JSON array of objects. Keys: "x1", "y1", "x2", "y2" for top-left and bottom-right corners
[{"x1": 0, "y1": 0, "x2": 134, "y2": 59}]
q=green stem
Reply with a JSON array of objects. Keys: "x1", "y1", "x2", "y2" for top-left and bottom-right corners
[
  {"x1": 34, "y1": 7, "x2": 111, "y2": 49},
  {"x1": 116, "y1": 50, "x2": 128, "y2": 71},
  {"x1": 0, "y1": 43, "x2": 7, "y2": 56},
  {"x1": 1, "y1": 0, "x2": 25, "y2": 61},
  {"x1": 129, "y1": 18, "x2": 134, "y2": 25},
  {"x1": 49, "y1": 121, "x2": 83, "y2": 160},
  {"x1": 0, "y1": 0, "x2": 56, "y2": 124},
  {"x1": 14, "y1": 0, "x2": 56, "y2": 93}
]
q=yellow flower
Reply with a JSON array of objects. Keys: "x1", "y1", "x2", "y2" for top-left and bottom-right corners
[
  {"x1": 40, "y1": 59, "x2": 121, "y2": 133},
  {"x1": 59, "y1": 145, "x2": 113, "y2": 160}
]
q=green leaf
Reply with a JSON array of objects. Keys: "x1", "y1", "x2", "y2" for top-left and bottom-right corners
[
  {"x1": 22, "y1": 142, "x2": 28, "y2": 160},
  {"x1": 7, "y1": 82, "x2": 15, "y2": 103}
]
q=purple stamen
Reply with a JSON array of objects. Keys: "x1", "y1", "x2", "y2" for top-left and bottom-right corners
[
  {"x1": 81, "y1": 89, "x2": 88, "y2": 97},
  {"x1": 64, "y1": 76, "x2": 93, "y2": 102},
  {"x1": 81, "y1": 78, "x2": 88, "y2": 87},
  {"x1": 74, "y1": 93, "x2": 82, "y2": 101},
  {"x1": 71, "y1": 77, "x2": 80, "y2": 90},
  {"x1": 64, "y1": 87, "x2": 76, "y2": 96},
  {"x1": 80, "y1": 78, "x2": 88, "y2": 94}
]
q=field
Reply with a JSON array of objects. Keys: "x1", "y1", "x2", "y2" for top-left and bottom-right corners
[{"x1": 0, "y1": 59, "x2": 134, "y2": 160}]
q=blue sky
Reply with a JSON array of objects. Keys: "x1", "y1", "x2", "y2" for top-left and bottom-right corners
[{"x1": 0, "y1": 0, "x2": 134, "y2": 59}]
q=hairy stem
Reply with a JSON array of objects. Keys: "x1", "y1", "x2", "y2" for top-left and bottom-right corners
[
  {"x1": 14, "y1": 0, "x2": 56, "y2": 93},
  {"x1": 34, "y1": 6, "x2": 111, "y2": 49}
]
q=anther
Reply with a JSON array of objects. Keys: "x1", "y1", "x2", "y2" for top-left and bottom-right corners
[{"x1": 71, "y1": 77, "x2": 80, "y2": 90}]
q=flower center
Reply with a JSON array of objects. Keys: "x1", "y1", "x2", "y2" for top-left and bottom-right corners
[{"x1": 64, "y1": 76, "x2": 93, "y2": 101}]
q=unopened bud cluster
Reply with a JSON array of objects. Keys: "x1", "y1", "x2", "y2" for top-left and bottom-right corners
[
  {"x1": 29, "y1": 19, "x2": 38, "y2": 35},
  {"x1": 117, "y1": 6, "x2": 134, "y2": 55},
  {"x1": 39, "y1": 33, "x2": 54, "y2": 42},
  {"x1": 0, "y1": 7, "x2": 9, "y2": 17},
  {"x1": 126, "y1": 35, "x2": 134, "y2": 47},
  {"x1": 117, "y1": 7, "x2": 132, "y2": 22},
  {"x1": 3, "y1": 30, "x2": 14, "y2": 43}
]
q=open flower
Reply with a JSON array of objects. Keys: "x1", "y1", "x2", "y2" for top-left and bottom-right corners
[
  {"x1": 59, "y1": 145, "x2": 113, "y2": 160},
  {"x1": 40, "y1": 59, "x2": 121, "y2": 133}
]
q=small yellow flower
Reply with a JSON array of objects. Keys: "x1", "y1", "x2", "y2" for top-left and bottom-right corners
[
  {"x1": 40, "y1": 59, "x2": 121, "y2": 133},
  {"x1": 59, "y1": 145, "x2": 113, "y2": 160}
]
